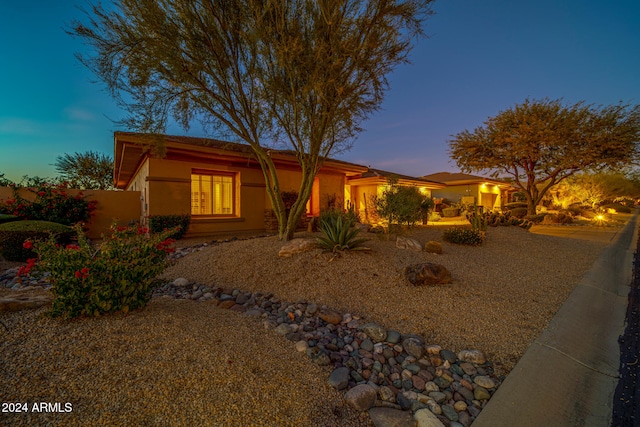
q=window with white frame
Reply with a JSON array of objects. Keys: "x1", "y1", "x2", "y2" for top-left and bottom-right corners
[{"x1": 191, "y1": 171, "x2": 235, "y2": 216}]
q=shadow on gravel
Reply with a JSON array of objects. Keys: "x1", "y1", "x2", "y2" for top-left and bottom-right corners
[{"x1": 612, "y1": 233, "x2": 640, "y2": 426}]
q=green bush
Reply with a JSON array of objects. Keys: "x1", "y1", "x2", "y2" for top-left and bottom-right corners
[
  {"x1": 319, "y1": 203, "x2": 360, "y2": 228},
  {"x1": 0, "y1": 220, "x2": 75, "y2": 261},
  {"x1": 542, "y1": 213, "x2": 573, "y2": 224},
  {"x1": 0, "y1": 183, "x2": 97, "y2": 225},
  {"x1": 524, "y1": 214, "x2": 546, "y2": 224},
  {"x1": 0, "y1": 214, "x2": 21, "y2": 224},
  {"x1": 601, "y1": 203, "x2": 632, "y2": 213},
  {"x1": 442, "y1": 228, "x2": 484, "y2": 246},
  {"x1": 375, "y1": 180, "x2": 430, "y2": 227},
  {"x1": 148, "y1": 214, "x2": 191, "y2": 239},
  {"x1": 317, "y1": 215, "x2": 369, "y2": 253},
  {"x1": 441, "y1": 207, "x2": 461, "y2": 218},
  {"x1": 23, "y1": 223, "x2": 177, "y2": 319},
  {"x1": 504, "y1": 202, "x2": 528, "y2": 210}
]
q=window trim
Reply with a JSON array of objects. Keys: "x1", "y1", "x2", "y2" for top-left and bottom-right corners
[{"x1": 190, "y1": 169, "x2": 237, "y2": 217}]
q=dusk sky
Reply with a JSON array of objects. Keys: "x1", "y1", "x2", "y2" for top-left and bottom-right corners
[{"x1": 1, "y1": 0, "x2": 639, "y2": 183}]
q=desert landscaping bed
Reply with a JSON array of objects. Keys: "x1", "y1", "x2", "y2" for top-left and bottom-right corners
[{"x1": 0, "y1": 225, "x2": 611, "y2": 426}]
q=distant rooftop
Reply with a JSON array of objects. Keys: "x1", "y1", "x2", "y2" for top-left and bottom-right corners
[{"x1": 422, "y1": 171, "x2": 508, "y2": 186}]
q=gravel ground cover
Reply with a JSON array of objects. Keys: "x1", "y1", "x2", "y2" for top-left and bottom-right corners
[
  {"x1": 160, "y1": 226, "x2": 607, "y2": 375},
  {"x1": 0, "y1": 298, "x2": 368, "y2": 427},
  {"x1": 0, "y1": 224, "x2": 611, "y2": 426}
]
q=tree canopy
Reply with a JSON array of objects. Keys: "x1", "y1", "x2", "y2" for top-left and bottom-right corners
[
  {"x1": 449, "y1": 98, "x2": 640, "y2": 214},
  {"x1": 53, "y1": 151, "x2": 114, "y2": 190},
  {"x1": 70, "y1": 0, "x2": 434, "y2": 239}
]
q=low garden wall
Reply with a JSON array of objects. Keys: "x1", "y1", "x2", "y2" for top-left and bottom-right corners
[{"x1": 0, "y1": 187, "x2": 141, "y2": 239}]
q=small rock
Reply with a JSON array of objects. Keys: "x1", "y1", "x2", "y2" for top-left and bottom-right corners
[
  {"x1": 361, "y1": 338, "x2": 374, "y2": 352},
  {"x1": 441, "y1": 404, "x2": 459, "y2": 422},
  {"x1": 378, "y1": 386, "x2": 396, "y2": 403},
  {"x1": 359, "y1": 323, "x2": 388, "y2": 342},
  {"x1": 425, "y1": 344, "x2": 442, "y2": 355},
  {"x1": 473, "y1": 375, "x2": 496, "y2": 389},
  {"x1": 386, "y1": 330, "x2": 401, "y2": 344},
  {"x1": 344, "y1": 384, "x2": 377, "y2": 411},
  {"x1": 319, "y1": 309, "x2": 343, "y2": 325},
  {"x1": 453, "y1": 401, "x2": 467, "y2": 412},
  {"x1": 459, "y1": 362, "x2": 477, "y2": 376},
  {"x1": 328, "y1": 367, "x2": 350, "y2": 390},
  {"x1": 429, "y1": 391, "x2": 446, "y2": 403},
  {"x1": 396, "y1": 391, "x2": 411, "y2": 410},
  {"x1": 305, "y1": 303, "x2": 318, "y2": 315},
  {"x1": 295, "y1": 340, "x2": 309, "y2": 352},
  {"x1": 274, "y1": 324, "x2": 292, "y2": 335},
  {"x1": 473, "y1": 386, "x2": 491, "y2": 401},
  {"x1": 368, "y1": 407, "x2": 415, "y2": 427},
  {"x1": 440, "y1": 349, "x2": 457, "y2": 364},
  {"x1": 414, "y1": 408, "x2": 446, "y2": 427},
  {"x1": 402, "y1": 336, "x2": 425, "y2": 359},
  {"x1": 457, "y1": 349, "x2": 486, "y2": 365},
  {"x1": 172, "y1": 277, "x2": 190, "y2": 287}
]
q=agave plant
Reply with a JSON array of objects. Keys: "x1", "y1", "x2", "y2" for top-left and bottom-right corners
[{"x1": 317, "y1": 215, "x2": 369, "y2": 254}]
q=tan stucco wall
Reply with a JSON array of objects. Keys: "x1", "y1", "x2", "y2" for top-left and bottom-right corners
[
  {"x1": 352, "y1": 184, "x2": 379, "y2": 223},
  {"x1": 0, "y1": 187, "x2": 140, "y2": 239},
  {"x1": 433, "y1": 184, "x2": 501, "y2": 209},
  {"x1": 142, "y1": 157, "x2": 267, "y2": 236}
]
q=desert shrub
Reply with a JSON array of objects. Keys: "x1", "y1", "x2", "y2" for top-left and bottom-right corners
[
  {"x1": 542, "y1": 213, "x2": 573, "y2": 224},
  {"x1": 428, "y1": 212, "x2": 441, "y2": 222},
  {"x1": 601, "y1": 203, "x2": 632, "y2": 213},
  {"x1": 524, "y1": 214, "x2": 546, "y2": 224},
  {"x1": 504, "y1": 202, "x2": 528, "y2": 210},
  {"x1": 0, "y1": 182, "x2": 97, "y2": 226},
  {"x1": 467, "y1": 208, "x2": 488, "y2": 232},
  {"x1": 442, "y1": 228, "x2": 484, "y2": 246},
  {"x1": 317, "y1": 215, "x2": 369, "y2": 253},
  {"x1": 0, "y1": 214, "x2": 21, "y2": 224},
  {"x1": 22, "y1": 223, "x2": 177, "y2": 319},
  {"x1": 375, "y1": 180, "x2": 430, "y2": 228},
  {"x1": 148, "y1": 214, "x2": 191, "y2": 239},
  {"x1": 441, "y1": 207, "x2": 460, "y2": 218},
  {"x1": 564, "y1": 205, "x2": 586, "y2": 216},
  {"x1": 0, "y1": 220, "x2": 75, "y2": 262},
  {"x1": 509, "y1": 207, "x2": 528, "y2": 218}
]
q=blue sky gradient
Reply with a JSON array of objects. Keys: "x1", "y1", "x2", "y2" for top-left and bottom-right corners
[{"x1": 1, "y1": 0, "x2": 639, "y2": 182}]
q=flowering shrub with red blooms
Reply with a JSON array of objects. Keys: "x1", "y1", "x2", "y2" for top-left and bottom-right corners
[
  {"x1": 27, "y1": 223, "x2": 178, "y2": 318},
  {"x1": 0, "y1": 182, "x2": 97, "y2": 226}
]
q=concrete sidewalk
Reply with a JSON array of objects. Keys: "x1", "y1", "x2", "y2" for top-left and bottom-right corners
[
  {"x1": 530, "y1": 224, "x2": 624, "y2": 244},
  {"x1": 473, "y1": 213, "x2": 639, "y2": 427}
]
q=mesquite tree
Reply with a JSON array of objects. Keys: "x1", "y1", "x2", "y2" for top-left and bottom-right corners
[
  {"x1": 449, "y1": 99, "x2": 640, "y2": 215},
  {"x1": 70, "y1": 0, "x2": 434, "y2": 240}
]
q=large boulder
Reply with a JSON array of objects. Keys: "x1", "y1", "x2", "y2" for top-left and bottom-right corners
[
  {"x1": 278, "y1": 238, "x2": 317, "y2": 257},
  {"x1": 344, "y1": 384, "x2": 377, "y2": 411},
  {"x1": 0, "y1": 288, "x2": 53, "y2": 312},
  {"x1": 396, "y1": 236, "x2": 422, "y2": 251},
  {"x1": 404, "y1": 263, "x2": 452, "y2": 286}
]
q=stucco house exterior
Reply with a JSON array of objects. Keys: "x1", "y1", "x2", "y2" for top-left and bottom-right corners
[
  {"x1": 114, "y1": 132, "x2": 444, "y2": 236},
  {"x1": 421, "y1": 172, "x2": 514, "y2": 212}
]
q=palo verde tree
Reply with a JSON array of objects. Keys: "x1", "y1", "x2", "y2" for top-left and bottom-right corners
[
  {"x1": 70, "y1": 0, "x2": 434, "y2": 240},
  {"x1": 449, "y1": 98, "x2": 640, "y2": 215},
  {"x1": 53, "y1": 150, "x2": 114, "y2": 190}
]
